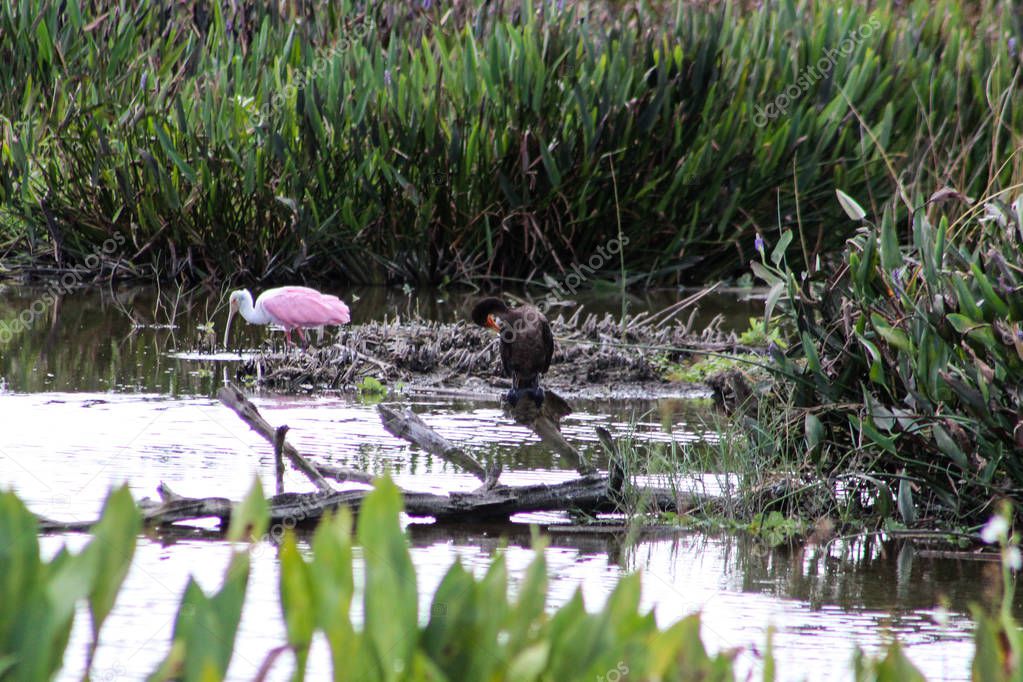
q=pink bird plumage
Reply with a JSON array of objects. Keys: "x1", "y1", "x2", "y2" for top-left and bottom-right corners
[{"x1": 224, "y1": 286, "x2": 351, "y2": 347}]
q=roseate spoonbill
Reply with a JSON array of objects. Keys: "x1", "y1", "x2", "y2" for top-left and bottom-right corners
[
  {"x1": 224, "y1": 287, "x2": 351, "y2": 348},
  {"x1": 471, "y1": 297, "x2": 553, "y2": 406}
]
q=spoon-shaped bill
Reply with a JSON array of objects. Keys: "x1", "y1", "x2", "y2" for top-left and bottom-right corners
[{"x1": 224, "y1": 300, "x2": 238, "y2": 348}]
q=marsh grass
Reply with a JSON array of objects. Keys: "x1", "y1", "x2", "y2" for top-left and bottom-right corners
[
  {"x1": 744, "y1": 183, "x2": 1023, "y2": 527},
  {"x1": 612, "y1": 392, "x2": 831, "y2": 536},
  {"x1": 1, "y1": 0, "x2": 1020, "y2": 284}
]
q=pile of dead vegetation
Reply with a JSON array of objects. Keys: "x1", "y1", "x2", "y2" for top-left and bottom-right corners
[{"x1": 236, "y1": 306, "x2": 757, "y2": 395}]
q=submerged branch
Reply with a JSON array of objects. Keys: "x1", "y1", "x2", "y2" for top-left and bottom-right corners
[{"x1": 377, "y1": 405, "x2": 493, "y2": 485}]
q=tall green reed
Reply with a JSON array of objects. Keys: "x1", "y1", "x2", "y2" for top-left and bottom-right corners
[{"x1": 1, "y1": 0, "x2": 1019, "y2": 285}]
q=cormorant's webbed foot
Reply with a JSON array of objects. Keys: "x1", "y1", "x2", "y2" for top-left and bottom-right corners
[
  {"x1": 505, "y1": 388, "x2": 520, "y2": 406},
  {"x1": 526, "y1": 386, "x2": 545, "y2": 406}
]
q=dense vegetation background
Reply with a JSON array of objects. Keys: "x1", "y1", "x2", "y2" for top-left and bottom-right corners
[{"x1": 1, "y1": 0, "x2": 1019, "y2": 285}]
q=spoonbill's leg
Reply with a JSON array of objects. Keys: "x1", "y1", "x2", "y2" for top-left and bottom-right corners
[{"x1": 296, "y1": 327, "x2": 309, "y2": 349}]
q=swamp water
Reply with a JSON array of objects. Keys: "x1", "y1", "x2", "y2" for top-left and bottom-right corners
[{"x1": 0, "y1": 284, "x2": 1002, "y2": 681}]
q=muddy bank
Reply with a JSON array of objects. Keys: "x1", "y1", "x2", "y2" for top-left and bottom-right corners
[{"x1": 234, "y1": 309, "x2": 758, "y2": 399}]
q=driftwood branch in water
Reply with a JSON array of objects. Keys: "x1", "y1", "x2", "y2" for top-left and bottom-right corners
[
  {"x1": 377, "y1": 405, "x2": 496, "y2": 486},
  {"x1": 35, "y1": 384, "x2": 716, "y2": 533},
  {"x1": 216, "y1": 383, "x2": 372, "y2": 488},
  {"x1": 502, "y1": 390, "x2": 597, "y2": 475},
  {"x1": 38, "y1": 475, "x2": 704, "y2": 532}
]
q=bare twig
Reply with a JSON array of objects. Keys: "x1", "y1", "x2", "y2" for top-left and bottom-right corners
[{"x1": 273, "y1": 425, "x2": 288, "y2": 495}]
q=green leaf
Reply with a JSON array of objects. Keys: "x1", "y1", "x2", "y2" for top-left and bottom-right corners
[
  {"x1": 227, "y1": 477, "x2": 269, "y2": 543},
  {"x1": 770, "y1": 229, "x2": 793, "y2": 266},
  {"x1": 358, "y1": 478, "x2": 417, "y2": 681},
  {"x1": 153, "y1": 122, "x2": 198, "y2": 185},
  {"x1": 506, "y1": 539, "x2": 547, "y2": 652},
  {"x1": 35, "y1": 20, "x2": 52, "y2": 65},
  {"x1": 764, "y1": 282, "x2": 786, "y2": 326},
  {"x1": 971, "y1": 263, "x2": 1010, "y2": 319},
  {"x1": 897, "y1": 475, "x2": 917, "y2": 525},
  {"x1": 950, "y1": 276, "x2": 983, "y2": 321},
  {"x1": 0, "y1": 491, "x2": 40, "y2": 646},
  {"x1": 853, "y1": 415, "x2": 898, "y2": 455},
  {"x1": 879, "y1": 208, "x2": 901, "y2": 272},
  {"x1": 85, "y1": 486, "x2": 140, "y2": 638},
  {"x1": 750, "y1": 260, "x2": 783, "y2": 287},
  {"x1": 0, "y1": 656, "x2": 16, "y2": 677},
  {"x1": 933, "y1": 424, "x2": 968, "y2": 470},
  {"x1": 874, "y1": 640, "x2": 926, "y2": 681},
  {"x1": 280, "y1": 534, "x2": 315, "y2": 679},
  {"x1": 946, "y1": 315, "x2": 999, "y2": 350},
  {"x1": 805, "y1": 413, "x2": 825, "y2": 453},
  {"x1": 870, "y1": 314, "x2": 912, "y2": 353},
  {"x1": 507, "y1": 641, "x2": 549, "y2": 682},
  {"x1": 835, "y1": 189, "x2": 866, "y2": 221},
  {"x1": 311, "y1": 508, "x2": 354, "y2": 634},
  {"x1": 421, "y1": 559, "x2": 480, "y2": 677}
]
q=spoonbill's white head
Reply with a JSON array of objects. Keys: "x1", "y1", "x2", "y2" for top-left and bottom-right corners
[{"x1": 223, "y1": 289, "x2": 253, "y2": 348}]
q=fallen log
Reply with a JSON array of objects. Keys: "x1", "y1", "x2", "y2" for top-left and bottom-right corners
[
  {"x1": 35, "y1": 383, "x2": 717, "y2": 533},
  {"x1": 37, "y1": 475, "x2": 702, "y2": 532},
  {"x1": 377, "y1": 405, "x2": 498, "y2": 487}
]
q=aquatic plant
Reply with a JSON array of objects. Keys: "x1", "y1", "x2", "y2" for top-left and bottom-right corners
[
  {"x1": 0, "y1": 487, "x2": 138, "y2": 679},
  {"x1": 10, "y1": 481, "x2": 1023, "y2": 679},
  {"x1": 355, "y1": 375, "x2": 388, "y2": 403},
  {"x1": 752, "y1": 188, "x2": 1023, "y2": 525},
  {"x1": 0, "y1": 0, "x2": 1019, "y2": 284}
]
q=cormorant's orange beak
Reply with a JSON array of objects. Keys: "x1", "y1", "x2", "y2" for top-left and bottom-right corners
[{"x1": 486, "y1": 314, "x2": 500, "y2": 332}]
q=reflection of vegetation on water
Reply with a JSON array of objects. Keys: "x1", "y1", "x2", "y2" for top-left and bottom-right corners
[
  {"x1": 0, "y1": 286, "x2": 222, "y2": 394},
  {"x1": 4, "y1": 481, "x2": 1020, "y2": 681},
  {"x1": 1, "y1": 1, "x2": 1017, "y2": 285}
]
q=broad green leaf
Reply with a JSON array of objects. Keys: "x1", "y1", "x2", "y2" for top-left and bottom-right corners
[
  {"x1": 358, "y1": 478, "x2": 417, "y2": 681},
  {"x1": 227, "y1": 477, "x2": 269, "y2": 543},
  {"x1": 764, "y1": 282, "x2": 786, "y2": 328},
  {"x1": 805, "y1": 413, "x2": 825, "y2": 453},
  {"x1": 421, "y1": 559, "x2": 480, "y2": 677},
  {"x1": 971, "y1": 263, "x2": 1010, "y2": 319},
  {"x1": 874, "y1": 641, "x2": 926, "y2": 681},
  {"x1": 897, "y1": 475, "x2": 917, "y2": 525},
  {"x1": 35, "y1": 20, "x2": 52, "y2": 65},
  {"x1": 0, "y1": 491, "x2": 40, "y2": 646},
  {"x1": 871, "y1": 314, "x2": 912, "y2": 353},
  {"x1": 751, "y1": 260, "x2": 783, "y2": 287},
  {"x1": 85, "y1": 485, "x2": 140, "y2": 639},
  {"x1": 770, "y1": 230, "x2": 793, "y2": 266},
  {"x1": 879, "y1": 208, "x2": 901, "y2": 272},
  {"x1": 933, "y1": 424, "x2": 968, "y2": 470},
  {"x1": 507, "y1": 641, "x2": 549, "y2": 682},
  {"x1": 506, "y1": 542, "x2": 547, "y2": 652},
  {"x1": 280, "y1": 534, "x2": 315, "y2": 679}
]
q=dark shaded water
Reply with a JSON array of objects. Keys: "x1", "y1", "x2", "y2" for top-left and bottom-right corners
[{"x1": 0, "y1": 284, "x2": 1000, "y2": 681}]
